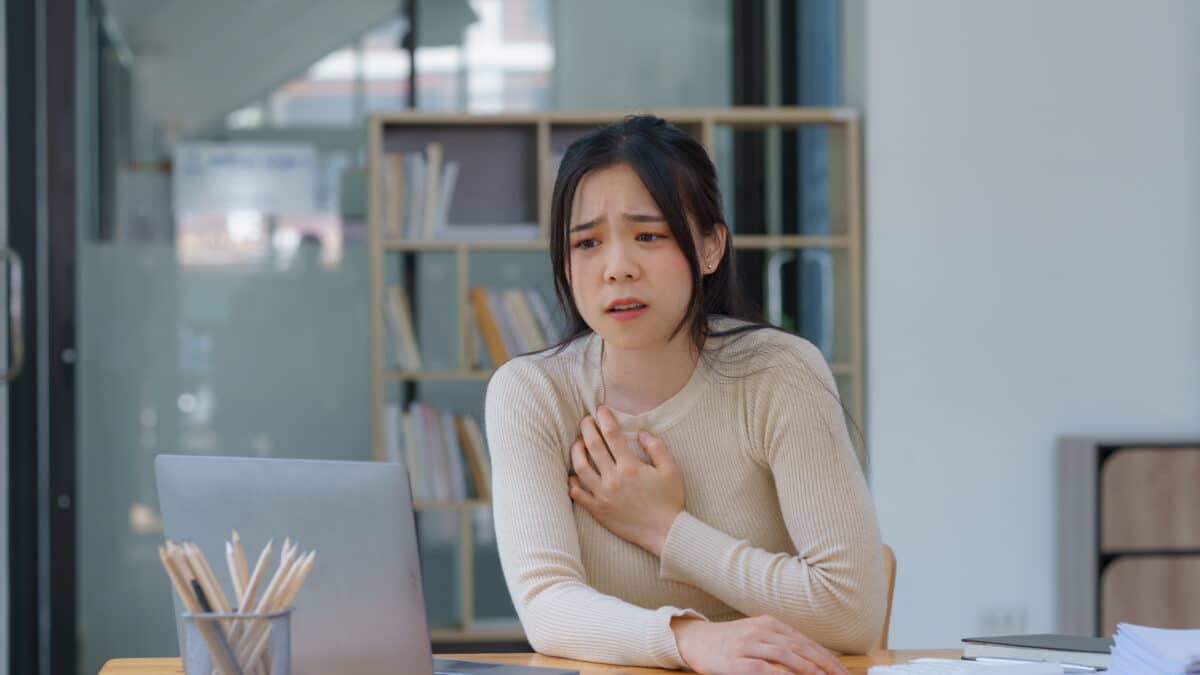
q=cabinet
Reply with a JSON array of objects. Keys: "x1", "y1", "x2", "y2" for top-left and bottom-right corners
[{"x1": 1058, "y1": 439, "x2": 1200, "y2": 636}]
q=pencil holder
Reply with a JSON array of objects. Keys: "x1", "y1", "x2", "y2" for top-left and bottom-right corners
[{"x1": 182, "y1": 608, "x2": 292, "y2": 675}]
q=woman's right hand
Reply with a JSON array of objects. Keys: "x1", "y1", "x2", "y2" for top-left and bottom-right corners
[{"x1": 670, "y1": 616, "x2": 850, "y2": 675}]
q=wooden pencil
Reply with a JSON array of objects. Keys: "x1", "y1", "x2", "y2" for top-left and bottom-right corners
[
  {"x1": 231, "y1": 531, "x2": 250, "y2": 591},
  {"x1": 183, "y1": 542, "x2": 232, "y2": 614},
  {"x1": 226, "y1": 542, "x2": 246, "y2": 606},
  {"x1": 240, "y1": 551, "x2": 317, "y2": 671},
  {"x1": 159, "y1": 544, "x2": 242, "y2": 675},
  {"x1": 234, "y1": 547, "x2": 299, "y2": 667}
]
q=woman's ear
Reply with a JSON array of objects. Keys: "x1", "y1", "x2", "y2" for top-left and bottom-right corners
[{"x1": 702, "y1": 223, "x2": 727, "y2": 273}]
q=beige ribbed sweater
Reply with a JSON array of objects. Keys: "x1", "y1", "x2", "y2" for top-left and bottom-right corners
[{"x1": 484, "y1": 319, "x2": 885, "y2": 669}]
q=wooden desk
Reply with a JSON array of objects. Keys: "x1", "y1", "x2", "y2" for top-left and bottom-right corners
[{"x1": 99, "y1": 650, "x2": 961, "y2": 674}]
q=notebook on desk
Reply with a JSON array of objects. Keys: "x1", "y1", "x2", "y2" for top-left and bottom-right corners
[
  {"x1": 961, "y1": 634, "x2": 1112, "y2": 669},
  {"x1": 156, "y1": 455, "x2": 576, "y2": 675}
]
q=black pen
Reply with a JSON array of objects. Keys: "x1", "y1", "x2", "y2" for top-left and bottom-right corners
[{"x1": 192, "y1": 580, "x2": 244, "y2": 675}]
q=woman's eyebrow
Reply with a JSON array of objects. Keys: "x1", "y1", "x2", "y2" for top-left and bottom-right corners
[
  {"x1": 569, "y1": 219, "x2": 598, "y2": 234},
  {"x1": 625, "y1": 213, "x2": 665, "y2": 223},
  {"x1": 570, "y1": 213, "x2": 664, "y2": 233}
]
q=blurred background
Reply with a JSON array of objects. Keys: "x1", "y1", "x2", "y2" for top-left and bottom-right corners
[{"x1": 1, "y1": 0, "x2": 1198, "y2": 673}]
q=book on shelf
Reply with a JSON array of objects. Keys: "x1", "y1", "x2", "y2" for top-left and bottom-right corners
[
  {"x1": 489, "y1": 289, "x2": 525, "y2": 359},
  {"x1": 383, "y1": 286, "x2": 422, "y2": 371},
  {"x1": 424, "y1": 398, "x2": 456, "y2": 499},
  {"x1": 383, "y1": 143, "x2": 538, "y2": 242},
  {"x1": 384, "y1": 153, "x2": 405, "y2": 238},
  {"x1": 402, "y1": 151, "x2": 425, "y2": 239},
  {"x1": 503, "y1": 288, "x2": 549, "y2": 352},
  {"x1": 440, "y1": 410, "x2": 470, "y2": 501},
  {"x1": 383, "y1": 401, "x2": 490, "y2": 504},
  {"x1": 383, "y1": 402, "x2": 404, "y2": 464},
  {"x1": 435, "y1": 162, "x2": 459, "y2": 238},
  {"x1": 387, "y1": 283, "x2": 559, "y2": 373},
  {"x1": 468, "y1": 287, "x2": 510, "y2": 366},
  {"x1": 422, "y1": 142, "x2": 443, "y2": 241},
  {"x1": 466, "y1": 286, "x2": 559, "y2": 368},
  {"x1": 960, "y1": 633, "x2": 1112, "y2": 669},
  {"x1": 464, "y1": 309, "x2": 486, "y2": 370},
  {"x1": 524, "y1": 287, "x2": 559, "y2": 345},
  {"x1": 430, "y1": 222, "x2": 539, "y2": 242},
  {"x1": 454, "y1": 415, "x2": 491, "y2": 500}
]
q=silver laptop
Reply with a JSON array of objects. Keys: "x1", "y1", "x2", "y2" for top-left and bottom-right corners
[{"x1": 155, "y1": 455, "x2": 576, "y2": 675}]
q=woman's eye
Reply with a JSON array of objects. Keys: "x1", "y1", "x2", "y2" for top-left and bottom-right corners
[
  {"x1": 636, "y1": 232, "x2": 667, "y2": 242},
  {"x1": 572, "y1": 238, "x2": 599, "y2": 250}
]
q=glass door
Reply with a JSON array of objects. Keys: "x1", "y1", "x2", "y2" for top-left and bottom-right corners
[{"x1": 74, "y1": 5, "x2": 404, "y2": 673}]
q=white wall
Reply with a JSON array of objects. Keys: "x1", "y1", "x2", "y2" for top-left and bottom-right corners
[{"x1": 864, "y1": 0, "x2": 1200, "y2": 647}]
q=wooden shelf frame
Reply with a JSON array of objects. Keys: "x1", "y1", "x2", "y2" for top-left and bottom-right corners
[
  {"x1": 384, "y1": 362, "x2": 856, "y2": 383},
  {"x1": 379, "y1": 234, "x2": 852, "y2": 253},
  {"x1": 367, "y1": 107, "x2": 866, "y2": 642}
]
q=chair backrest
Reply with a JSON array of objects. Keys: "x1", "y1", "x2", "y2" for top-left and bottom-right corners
[{"x1": 876, "y1": 543, "x2": 897, "y2": 651}]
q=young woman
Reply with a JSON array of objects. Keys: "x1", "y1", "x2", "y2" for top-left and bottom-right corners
[{"x1": 484, "y1": 115, "x2": 884, "y2": 675}]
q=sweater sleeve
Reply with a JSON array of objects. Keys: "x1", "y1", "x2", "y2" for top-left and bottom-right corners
[
  {"x1": 485, "y1": 358, "x2": 705, "y2": 669},
  {"x1": 656, "y1": 339, "x2": 886, "y2": 654}
]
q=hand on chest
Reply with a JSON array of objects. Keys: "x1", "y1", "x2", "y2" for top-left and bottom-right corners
[{"x1": 563, "y1": 405, "x2": 778, "y2": 556}]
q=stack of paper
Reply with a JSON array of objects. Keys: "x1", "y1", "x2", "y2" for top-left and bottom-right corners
[{"x1": 1109, "y1": 623, "x2": 1200, "y2": 674}]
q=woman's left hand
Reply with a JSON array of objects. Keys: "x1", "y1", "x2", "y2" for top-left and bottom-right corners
[{"x1": 568, "y1": 405, "x2": 684, "y2": 556}]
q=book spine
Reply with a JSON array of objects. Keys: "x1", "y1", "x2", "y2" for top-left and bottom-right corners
[
  {"x1": 504, "y1": 288, "x2": 547, "y2": 351},
  {"x1": 416, "y1": 403, "x2": 444, "y2": 501},
  {"x1": 435, "y1": 160, "x2": 459, "y2": 236},
  {"x1": 383, "y1": 402, "x2": 403, "y2": 463},
  {"x1": 388, "y1": 287, "x2": 423, "y2": 371},
  {"x1": 441, "y1": 411, "x2": 469, "y2": 501},
  {"x1": 488, "y1": 289, "x2": 524, "y2": 357},
  {"x1": 382, "y1": 290, "x2": 409, "y2": 369},
  {"x1": 384, "y1": 153, "x2": 405, "y2": 238},
  {"x1": 422, "y1": 143, "x2": 442, "y2": 240},
  {"x1": 461, "y1": 416, "x2": 491, "y2": 496},
  {"x1": 454, "y1": 415, "x2": 490, "y2": 500},
  {"x1": 404, "y1": 153, "x2": 425, "y2": 240},
  {"x1": 419, "y1": 403, "x2": 447, "y2": 501},
  {"x1": 525, "y1": 287, "x2": 559, "y2": 345},
  {"x1": 403, "y1": 406, "x2": 424, "y2": 502},
  {"x1": 468, "y1": 287, "x2": 510, "y2": 366}
]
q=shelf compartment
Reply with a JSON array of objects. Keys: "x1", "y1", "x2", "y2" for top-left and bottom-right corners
[
  {"x1": 1100, "y1": 447, "x2": 1200, "y2": 551},
  {"x1": 1100, "y1": 555, "x2": 1200, "y2": 636}
]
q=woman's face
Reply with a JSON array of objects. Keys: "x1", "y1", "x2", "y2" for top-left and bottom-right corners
[{"x1": 566, "y1": 162, "x2": 723, "y2": 351}]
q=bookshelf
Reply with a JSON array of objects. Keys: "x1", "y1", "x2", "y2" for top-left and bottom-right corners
[{"x1": 367, "y1": 108, "x2": 865, "y2": 643}]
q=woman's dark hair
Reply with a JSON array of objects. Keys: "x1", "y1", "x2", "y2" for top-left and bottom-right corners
[
  {"x1": 548, "y1": 114, "x2": 769, "y2": 350},
  {"x1": 544, "y1": 114, "x2": 864, "y2": 451}
]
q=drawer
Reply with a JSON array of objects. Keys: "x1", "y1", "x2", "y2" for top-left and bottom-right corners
[
  {"x1": 1100, "y1": 447, "x2": 1200, "y2": 550},
  {"x1": 1101, "y1": 555, "x2": 1200, "y2": 636}
]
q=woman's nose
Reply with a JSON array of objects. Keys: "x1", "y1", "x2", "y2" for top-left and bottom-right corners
[{"x1": 604, "y1": 241, "x2": 639, "y2": 281}]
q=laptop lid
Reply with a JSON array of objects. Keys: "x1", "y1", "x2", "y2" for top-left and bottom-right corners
[{"x1": 155, "y1": 454, "x2": 433, "y2": 675}]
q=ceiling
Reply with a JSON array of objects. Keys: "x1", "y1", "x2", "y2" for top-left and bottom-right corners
[{"x1": 101, "y1": 0, "x2": 401, "y2": 132}]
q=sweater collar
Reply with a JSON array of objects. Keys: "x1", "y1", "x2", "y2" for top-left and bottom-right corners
[{"x1": 578, "y1": 326, "x2": 717, "y2": 433}]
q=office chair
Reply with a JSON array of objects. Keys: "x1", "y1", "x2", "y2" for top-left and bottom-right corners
[{"x1": 875, "y1": 543, "x2": 897, "y2": 651}]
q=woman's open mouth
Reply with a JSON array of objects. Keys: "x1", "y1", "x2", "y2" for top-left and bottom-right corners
[{"x1": 606, "y1": 298, "x2": 648, "y2": 321}]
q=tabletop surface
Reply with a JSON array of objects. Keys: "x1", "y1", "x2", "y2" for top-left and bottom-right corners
[{"x1": 99, "y1": 649, "x2": 963, "y2": 674}]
